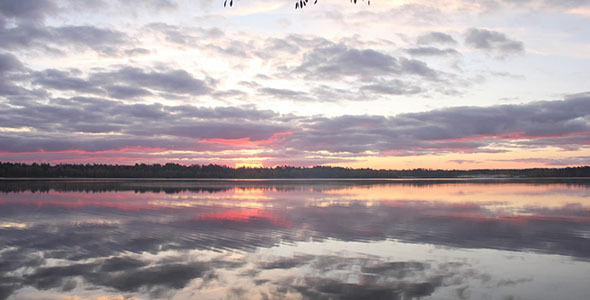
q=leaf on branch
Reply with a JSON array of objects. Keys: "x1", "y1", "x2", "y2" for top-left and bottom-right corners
[{"x1": 223, "y1": 0, "x2": 370, "y2": 9}]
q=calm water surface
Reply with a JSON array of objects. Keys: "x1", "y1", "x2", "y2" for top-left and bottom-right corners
[{"x1": 0, "y1": 179, "x2": 589, "y2": 300}]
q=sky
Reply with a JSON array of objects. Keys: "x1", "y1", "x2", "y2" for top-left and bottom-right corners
[{"x1": 0, "y1": 0, "x2": 589, "y2": 169}]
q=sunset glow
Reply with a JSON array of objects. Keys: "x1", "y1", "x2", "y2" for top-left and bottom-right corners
[
  {"x1": 0, "y1": 0, "x2": 588, "y2": 168},
  {"x1": 235, "y1": 162, "x2": 265, "y2": 168}
]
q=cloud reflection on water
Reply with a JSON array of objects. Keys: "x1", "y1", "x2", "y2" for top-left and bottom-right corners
[{"x1": 0, "y1": 179, "x2": 589, "y2": 299}]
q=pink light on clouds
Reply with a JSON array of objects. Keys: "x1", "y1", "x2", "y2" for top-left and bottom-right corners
[
  {"x1": 0, "y1": 146, "x2": 170, "y2": 155},
  {"x1": 432, "y1": 131, "x2": 590, "y2": 143},
  {"x1": 199, "y1": 130, "x2": 293, "y2": 148}
]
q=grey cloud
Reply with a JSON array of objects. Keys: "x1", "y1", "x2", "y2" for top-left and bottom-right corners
[
  {"x1": 85, "y1": 262, "x2": 212, "y2": 293},
  {"x1": 51, "y1": 26, "x2": 128, "y2": 55},
  {"x1": 284, "y1": 94, "x2": 590, "y2": 155},
  {"x1": 135, "y1": 0, "x2": 178, "y2": 9},
  {"x1": 265, "y1": 255, "x2": 478, "y2": 300},
  {"x1": 494, "y1": 156, "x2": 590, "y2": 166},
  {"x1": 260, "y1": 37, "x2": 301, "y2": 55},
  {"x1": 165, "y1": 122, "x2": 286, "y2": 141},
  {"x1": 105, "y1": 85, "x2": 153, "y2": 99},
  {"x1": 399, "y1": 57, "x2": 439, "y2": 78},
  {"x1": 32, "y1": 69, "x2": 103, "y2": 94},
  {"x1": 0, "y1": 53, "x2": 23, "y2": 73},
  {"x1": 63, "y1": 0, "x2": 178, "y2": 15},
  {"x1": 0, "y1": 53, "x2": 30, "y2": 96},
  {"x1": 0, "y1": 134, "x2": 221, "y2": 154},
  {"x1": 543, "y1": 0, "x2": 590, "y2": 7},
  {"x1": 294, "y1": 43, "x2": 440, "y2": 81},
  {"x1": 258, "y1": 255, "x2": 314, "y2": 270},
  {"x1": 405, "y1": 47, "x2": 460, "y2": 56},
  {"x1": 502, "y1": 0, "x2": 590, "y2": 8},
  {"x1": 309, "y1": 84, "x2": 364, "y2": 102},
  {"x1": 360, "y1": 80, "x2": 422, "y2": 95},
  {"x1": 90, "y1": 67, "x2": 212, "y2": 95},
  {"x1": 259, "y1": 87, "x2": 310, "y2": 100},
  {"x1": 207, "y1": 40, "x2": 252, "y2": 58},
  {"x1": 361, "y1": 261, "x2": 429, "y2": 278},
  {"x1": 0, "y1": 96, "x2": 290, "y2": 152},
  {"x1": 20, "y1": 255, "x2": 213, "y2": 297},
  {"x1": 125, "y1": 103, "x2": 167, "y2": 119},
  {"x1": 124, "y1": 47, "x2": 151, "y2": 56},
  {"x1": 0, "y1": 23, "x2": 48, "y2": 50},
  {"x1": 165, "y1": 105, "x2": 278, "y2": 121},
  {"x1": 28, "y1": 65, "x2": 213, "y2": 98},
  {"x1": 263, "y1": 156, "x2": 358, "y2": 167},
  {"x1": 251, "y1": 35, "x2": 324, "y2": 59},
  {"x1": 289, "y1": 277, "x2": 440, "y2": 300},
  {"x1": 417, "y1": 32, "x2": 457, "y2": 45},
  {"x1": 0, "y1": 0, "x2": 56, "y2": 23},
  {"x1": 212, "y1": 89, "x2": 248, "y2": 99},
  {"x1": 450, "y1": 159, "x2": 481, "y2": 165},
  {"x1": 296, "y1": 45, "x2": 397, "y2": 78},
  {"x1": 1, "y1": 92, "x2": 588, "y2": 159},
  {"x1": 0, "y1": 180, "x2": 589, "y2": 299},
  {"x1": 0, "y1": 23, "x2": 131, "y2": 56},
  {"x1": 283, "y1": 34, "x2": 333, "y2": 49},
  {"x1": 24, "y1": 263, "x2": 95, "y2": 290},
  {"x1": 325, "y1": 4, "x2": 445, "y2": 28},
  {"x1": 147, "y1": 23, "x2": 224, "y2": 45},
  {"x1": 465, "y1": 28, "x2": 524, "y2": 55},
  {"x1": 0, "y1": 180, "x2": 589, "y2": 261}
]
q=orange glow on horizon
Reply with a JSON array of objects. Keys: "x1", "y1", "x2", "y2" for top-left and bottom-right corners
[
  {"x1": 325, "y1": 146, "x2": 590, "y2": 170},
  {"x1": 235, "y1": 162, "x2": 264, "y2": 168}
]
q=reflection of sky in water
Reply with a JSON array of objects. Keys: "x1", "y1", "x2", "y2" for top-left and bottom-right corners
[{"x1": 0, "y1": 180, "x2": 589, "y2": 299}]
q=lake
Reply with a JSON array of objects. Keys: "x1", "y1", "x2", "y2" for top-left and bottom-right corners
[{"x1": 0, "y1": 179, "x2": 589, "y2": 300}]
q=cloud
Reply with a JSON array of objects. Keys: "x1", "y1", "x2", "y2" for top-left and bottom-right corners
[
  {"x1": 0, "y1": 93, "x2": 588, "y2": 163},
  {"x1": 147, "y1": 23, "x2": 224, "y2": 45},
  {"x1": 1, "y1": 180, "x2": 589, "y2": 258},
  {"x1": 258, "y1": 87, "x2": 310, "y2": 100},
  {"x1": 0, "y1": 53, "x2": 31, "y2": 96},
  {"x1": 0, "y1": 23, "x2": 131, "y2": 56},
  {"x1": 1, "y1": 26, "x2": 464, "y2": 103},
  {"x1": 288, "y1": 276, "x2": 440, "y2": 300},
  {"x1": 84, "y1": 262, "x2": 212, "y2": 293},
  {"x1": 0, "y1": 53, "x2": 23, "y2": 73},
  {"x1": 0, "y1": 179, "x2": 588, "y2": 299},
  {"x1": 32, "y1": 69, "x2": 103, "y2": 94},
  {"x1": 50, "y1": 25, "x2": 128, "y2": 55},
  {"x1": 405, "y1": 47, "x2": 460, "y2": 56},
  {"x1": 417, "y1": 31, "x2": 458, "y2": 45},
  {"x1": 18, "y1": 255, "x2": 214, "y2": 298},
  {"x1": 501, "y1": 0, "x2": 590, "y2": 9},
  {"x1": 258, "y1": 255, "x2": 314, "y2": 270},
  {"x1": 89, "y1": 67, "x2": 213, "y2": 96},
  {"x1": 292, "y1": 43, "x2": 441, "y2": 81},
  {"x1": 493, "y1": 156, "x2": 590, "y2": 166},
  {"x1": 295, "y1": 45, "x2": 398, "y2": 79},
  {"x1": 0, "y1": 95, "x2": 291, "y2": 154},
  {"x1": 283, "y1": 94, "x2": 590, "y2": 155},
  {"x1": 360, "y1": 80, "x2": 423, "y2": 95},
  {"x1": 105, "y1": 85, "x2": 153, "y2": 99},
  {"x1": 465, "y1": 28, "x2": 524, "y2": 56},
  {"x1": 0, "y1": 0, "x2": 56, "y2": 23},
  {"x1": 27, "y1": 65, "x2": 214, "y2": 99}
]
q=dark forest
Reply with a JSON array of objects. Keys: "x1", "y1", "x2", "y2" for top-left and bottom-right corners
[{"x1": 1, "y1": 162, "x2": 589, "y2": 178}]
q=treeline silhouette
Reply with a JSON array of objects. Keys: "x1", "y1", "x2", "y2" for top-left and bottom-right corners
[{"x1": 1, "y1": 162, "x2": 589, "y2": 178}]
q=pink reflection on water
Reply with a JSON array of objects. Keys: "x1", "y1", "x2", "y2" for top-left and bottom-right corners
[
  {"x1": 198, "y1": 208, "x2": 292, "y2": 227},
  {"x1": 0, "y1": 181, "x2": 588, "y2": 225}
]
